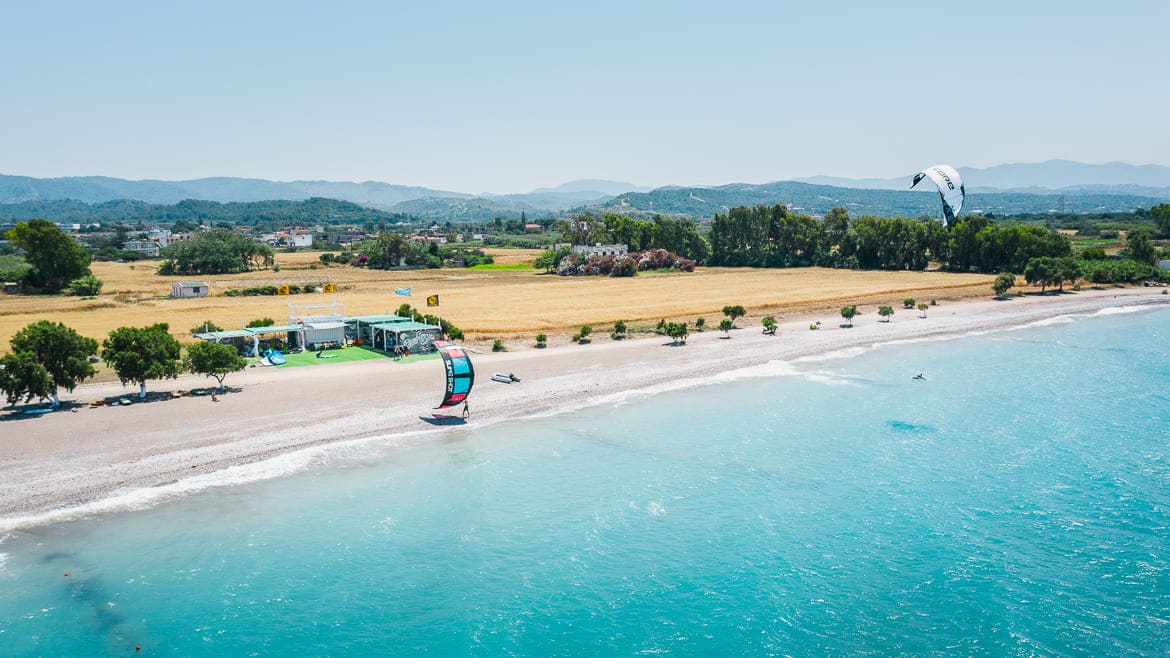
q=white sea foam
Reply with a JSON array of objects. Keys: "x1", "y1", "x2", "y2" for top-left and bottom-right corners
[
  {"x1": 1095, "y1": 305, "x2": 1152, "y2": 316},
  {"x1": 1023, "y1": 315, "x2": 1079, "y2": 328},
  {"x1": 578, "y1": 359, "x2": 803, "y2": 410},
  {"x1": 0, "y1": 552, "x2": 8, "y2": 577},
  {"x1": 801, "y1": 370, "x2": 863, "y2": 387},
  {"x1": 0, "y1": 427, "x2": 439, "y2": 534},
  {"x1": 793, "y1": 346, "x2": 873, "y2": 363},
  {"x1": 709, "y1": 359, "x2": 801, "y2": 382}
]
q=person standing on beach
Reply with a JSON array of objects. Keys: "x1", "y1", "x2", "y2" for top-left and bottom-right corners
[{"x1": 462, "y1": 401, "x2": 470, "y2": 420}]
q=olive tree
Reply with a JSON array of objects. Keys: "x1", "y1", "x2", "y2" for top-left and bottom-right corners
[
  {"x1": 185, "y1": 341, "x2": 247, "y2": 392},
  {"x1": 993, "y1": 272, "x2": 1016, "y2": 298},
  {"x1": 0, "y1": 320, "x2": 97, "y2": 407},
  {"x1": 840, "y1": 305, "x2": 859, "y2": 327},
  {"x1": 102, "y1": 323, "x2": 183, "y2": 399},
  {"x1": 722, "y1": 305, "x2": 746, "y2": 328}
]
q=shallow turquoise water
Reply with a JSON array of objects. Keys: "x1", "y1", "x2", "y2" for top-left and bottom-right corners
[{"x1": 2, "y1": 306, "x2": 1169, "y2": 656}]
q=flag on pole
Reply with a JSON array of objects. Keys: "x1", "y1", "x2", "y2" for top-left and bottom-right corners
[
  {"x1": 394, "y1": 288, "x2": 412, "y2": 297},
  {"x1": 426, "y1": 294, "x2": 440, "y2": 308}
]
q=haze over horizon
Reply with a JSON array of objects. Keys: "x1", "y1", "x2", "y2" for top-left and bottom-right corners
[{"x1": 3, "y1": 1, "x2": 1167, "y2": 193}]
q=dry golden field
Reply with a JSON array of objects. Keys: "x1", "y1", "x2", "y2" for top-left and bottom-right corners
[{"x1": 0, "y1": 249, "x2": 996, "y2": 355}]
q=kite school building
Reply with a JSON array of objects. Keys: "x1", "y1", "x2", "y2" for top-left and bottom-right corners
[{"x1": 194, "y1": 313, "x2": 441, "y2": 356}]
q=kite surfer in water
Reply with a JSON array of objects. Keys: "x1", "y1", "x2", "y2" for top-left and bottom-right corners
[{"x1": 913, "y1": 373, "x2": 926, "y2": 380}]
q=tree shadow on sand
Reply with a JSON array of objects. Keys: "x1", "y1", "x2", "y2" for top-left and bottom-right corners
[
  {"x1": 0, "y1": 386, "x2": 244, "y2": 420},
  {"x1": 0, "y1": 400, "x2": 86, "y2": 421}
]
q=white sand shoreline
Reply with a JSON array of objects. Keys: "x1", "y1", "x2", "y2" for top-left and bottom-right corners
[{"x1": 2, "y1": 288, "x2": 1167, "y2": 532}]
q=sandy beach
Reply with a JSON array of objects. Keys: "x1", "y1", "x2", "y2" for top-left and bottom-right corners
[{"x1": 2, "y1": 287, "x2": 1167, "y2": 530}]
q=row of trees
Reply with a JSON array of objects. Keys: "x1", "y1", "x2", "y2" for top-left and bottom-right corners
[
  {"x1": 0, "y1": 321, "x2": 247, "y2": 408},
  {"x1": 707, "y1": 205, "x2": 1079, "y2": 273}
]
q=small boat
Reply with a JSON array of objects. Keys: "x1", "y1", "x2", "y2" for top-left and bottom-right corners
[{"x1": 491, "y1": 372, "x2": 521, "y2": 384}]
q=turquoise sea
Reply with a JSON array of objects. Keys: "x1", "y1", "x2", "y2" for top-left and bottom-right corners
[{"x1": 2, "y1": 305, "x2": 1169, "y2": 656}]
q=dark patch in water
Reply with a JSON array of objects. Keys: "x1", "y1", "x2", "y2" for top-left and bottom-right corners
[{"x1": 886, "y1": 420, "x2": 936, "y2": 434}]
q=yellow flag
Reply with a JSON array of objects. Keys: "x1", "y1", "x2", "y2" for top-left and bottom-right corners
[
  {"x1": 323, "y1": 282, "x2": 335, "y2": 293},
  {"x1": 426, "y1": 294, "x2": 439, "y2": 308},
  {"x1": 278, "y1": 285, "x2": 289, "y2": 296}
]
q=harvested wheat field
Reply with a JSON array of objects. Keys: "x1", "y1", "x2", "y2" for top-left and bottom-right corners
[{"x1": 0, "y1": 249, "x2": 995, "y2": 354}]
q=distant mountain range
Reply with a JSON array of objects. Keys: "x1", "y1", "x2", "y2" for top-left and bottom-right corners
[
  {"x1": 594, "y1": 181, "x2": 1168, "y2": 219},
  {"x1": 796, "y1": 160, "x2": 1170, "y2": 194},
  {"x1": 2, "y1": 162, "x2": 1168, "y2": 223},
  {"x1": 0, "y1": 174, "x2": 469, "y2": 207}
]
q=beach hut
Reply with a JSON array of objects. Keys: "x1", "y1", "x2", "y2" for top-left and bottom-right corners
[
  {"x1": 171, "y1": 281, "x2": 209, "y2": 298},
  {"x1": 345, "y1": 315, "x2": 407, "y2": 345},
  {"x1": 303, "y1": 321, "x2": 347, "y2": 350},
  {"x1": 193, "y1": 329, "x2": 259, "y2": 357},
  {"x1": 370, "y1": 321, "x2": 441, "y2": 354}
]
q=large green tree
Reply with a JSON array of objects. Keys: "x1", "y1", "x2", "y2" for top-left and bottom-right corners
[
  {"x1": 0, "y1": 352, "x2": 54, "y2": 407},
  {"x1": 1126, "y1": 230, "x2": 1157, "y2": 265},
  {"x1": 1024, "y1": 257, "x2": 1058, "y2": 293},
  {"x1": 4, "y1": 219, "x2": 92, "y2": 292},
  {"x1": 0, "y1": 320, "x2": 97, "y2": 406},
  {"x1": 185, "y1": 341, "x2": 247, "y2": 392},
  {"x1": 158, "y1": 230, "x2": 274, "y2": 275},
  {"x1": 102, "y1": 323, "x2": 183, "y2": 398},
  {"x1": 1151, "y1": 203, "x2": 1170, "y2": 238},
  {"x1": 365, "y1": 232, "x2": 410, "y2": 269}
]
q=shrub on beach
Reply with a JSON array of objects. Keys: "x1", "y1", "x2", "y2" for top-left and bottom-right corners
[
  {"x1": 902, "y1": 298, "x2": 916, "y2": 309},
  {"x1": 664, "y1": 321, "x2": 688, "y2": 344},
  {"x1": 492, "y1": 339, "x2": 506, "y2": 352},
  {"x1": 190, "y1": 320, "x2": 224, "y2": 335}
]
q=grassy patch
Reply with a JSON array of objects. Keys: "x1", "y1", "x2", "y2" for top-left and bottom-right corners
[
  {"x1": 269, "y1": 345, "x2": 440, "y2": 367},
  {"x1": 466, "y1": 263, "x2": 534, "y2": 271}
]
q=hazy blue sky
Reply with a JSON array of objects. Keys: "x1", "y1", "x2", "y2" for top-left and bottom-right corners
[{"x1": 2, "y1": 1, "x2": 1167, "y2": 192}]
